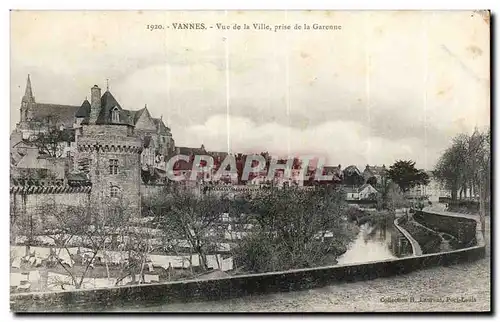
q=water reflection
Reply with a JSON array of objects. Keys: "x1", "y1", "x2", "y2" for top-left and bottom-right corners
[{"x1": 336, "y1": 222, "x2": 397, "y2": 265}]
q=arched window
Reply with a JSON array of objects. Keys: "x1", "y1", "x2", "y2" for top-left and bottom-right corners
[
  {"x1": 111, "y1": 107, "x2": 120, "y2": 123},
  {"x1": 110, "y1": 185, "x2": 120, "y2": 198}
]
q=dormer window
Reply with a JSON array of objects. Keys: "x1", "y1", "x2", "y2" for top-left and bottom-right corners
[{"x1": 111, "y1": 107, "x2": 120, "y2": 123}]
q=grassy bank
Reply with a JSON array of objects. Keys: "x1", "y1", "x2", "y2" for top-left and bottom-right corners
[{"x1": 399, "y1": 220, "x2": 442, "y2": 254}]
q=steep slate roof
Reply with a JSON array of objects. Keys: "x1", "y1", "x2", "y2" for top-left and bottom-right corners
[
  {"x1": 24, "y1": 74, "x2": 33, "y2": 98},
  {"x1": 22, "y1": 78, "x2": 169, "y2": 132},
  {"x1": 95, "y1": 91, "x2": 134, "y2": 126},
  {"x1": 67, "y1": 172, "x2": 91, "y2": 187},
  {"x1": 152, "y1": 118, "x2": 170, "y2": 134},
  {"x1": 323, "y1": 165, "x2": 343, "y2": 181},
  {"x1": 343, "y1": 165, "x2": 361, "y2": 175},
  {"x1": 364, "y1": 165, "x2": 387, "y2": 175},
  {"x1": 175, "y1": 146, "x2": 229, "y2": 160},
  {"x1": 176, "y1": 146, "x2": 206, "y2": 155},
  {"x1": 173, "y1": 158, "x2": 193, "y2": 170},
  {"x1": 75, "y1": 99, "x2": 91, "y2": 118},
  {"x1": 133, "y1": 107, "x2": 146, "y2": 124},
  {"x1": 10, "y1": 141, "x2": 32, "y2": 166},
  {"x1": 323, "y1": 166, "x2": 341, "y2": 174},
  {"x1": 32, "y1": 103, "x2": 80, "y2": 128},
  {"x1": 10, "y1": 153, "x2": 20, "y2": 167},
  {"x1": 359, "y1": 183, "x2": 377, "y2": 192},
  {"x1": 208, "y1": 151, "x2": 229, "y2": 160},
  {"x1": 10, "y1": 131, "x2": 23, "y2": 149}
]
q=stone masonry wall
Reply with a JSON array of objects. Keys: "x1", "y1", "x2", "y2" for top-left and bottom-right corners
[
  {"x1": 10, "y1": 187, "x2": 91, "y2": 233},
  {"x1": 413, "y1": 211, "x2": 477, "y2": 247},
  {"x1": 77, "y1": 124, "x2": 142, "y2": 217}
]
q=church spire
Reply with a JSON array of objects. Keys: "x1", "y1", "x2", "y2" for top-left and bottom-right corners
[
  {"x1": 23, "y1": 74, "x2": 34, "y2": 101},
  {"x1": 20, "y1": 74, "x2": 35, "y2": 123}
]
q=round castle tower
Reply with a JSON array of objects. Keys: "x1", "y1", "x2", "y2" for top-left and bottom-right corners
[{"x1": 76, "y1": 85, "x2": 143, "y2": 217}]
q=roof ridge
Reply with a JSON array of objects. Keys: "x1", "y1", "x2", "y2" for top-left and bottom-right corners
[{"x1": 36, "y1": 102, "x2": 81, "y2": 108}]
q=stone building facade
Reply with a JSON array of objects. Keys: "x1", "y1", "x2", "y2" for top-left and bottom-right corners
[
  {"x1": 10, "y1": 76, "x2": 176, "y2": 217},
  {"x1": 77, "y1": 124, "x2": 142, "y2": 217},
  {"x1": 10, "y1": 184, "x2": 92, "y2": 233}
]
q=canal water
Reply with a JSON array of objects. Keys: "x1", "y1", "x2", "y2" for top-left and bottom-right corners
[{"x1": 336, "y1": 222, "x2": 399, "y2": 265}]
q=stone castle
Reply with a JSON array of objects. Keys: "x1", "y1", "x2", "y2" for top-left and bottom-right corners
[{"x1": 11, "y1": 75, "x2": 176, "y2": 217}]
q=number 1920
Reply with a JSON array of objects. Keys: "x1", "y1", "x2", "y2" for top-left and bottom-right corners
[{"x1": 146, "y1": 25, "x2": 164, "y2": 31}]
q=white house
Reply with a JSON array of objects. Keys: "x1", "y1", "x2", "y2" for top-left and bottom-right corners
[
  {"x1": 345, "y1": 187, "x2": 359, "y2": 200},
  {"x1": 344, "y1": 184, "x2": 378, "y2": 201},
  {"x1": 358, "y1": 183, "x2": 378, "y2": 200}
]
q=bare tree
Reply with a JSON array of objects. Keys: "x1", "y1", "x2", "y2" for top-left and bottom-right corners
[
  {"x1": 113, "y1": 220, "x2": 156, "y2": 286},
  {"x1": 150, "y1": 190, "x2": 230, "y2": 271},
  {"x1": 434, "y1": 128, "x2": 490, "y2": 232},
  {"x1": 39, "y1": 200, "x2": 130, "y2": 289},
  {"x1": 27, "y1": 114, "x2": 74, "y2": 158}
]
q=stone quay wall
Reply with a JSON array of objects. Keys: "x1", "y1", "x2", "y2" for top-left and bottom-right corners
[{"x1": 413, "y1": 210, "x2": 478, "y2": 248}]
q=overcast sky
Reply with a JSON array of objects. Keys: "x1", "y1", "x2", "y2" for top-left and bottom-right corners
[{"x1": 10, "y1": 11, "x2": 490, "y2": 170}]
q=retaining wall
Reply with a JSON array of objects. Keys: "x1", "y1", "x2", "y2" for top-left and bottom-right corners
[
  {"x1": 413, "y1": 210, "x2": 478, "y2": 247},
  {"x1": 10, "y1": 210, "x2": 485, "y2": 312},
  {"x1": 393, "y1": 216, "x2": 423, "y2": 256}
]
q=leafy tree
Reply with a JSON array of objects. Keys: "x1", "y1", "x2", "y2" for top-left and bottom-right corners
[
  {"x1": 366, "y1": 176, "x2": 378, "y2": 186},
  {"x1": 434, "y1": 128, "x2": 490, "y2": 204},
  {"x1": 387, "y1": 160, "x2": 429, "y2": 193},
  {"x1": 433, "y1": 128, "x2": 490, "y2": 233},
  {"x1": 233, "y1": 186, "x2": 357, "y2": 273},
  {"x1": 376, "y1": 180, "x2": 410, "y2": 211},
  {"x1": 434, "y1": 145, "x2": 464, "y2": 200},
  {"x1": 477, "y1": 129, "x2": 491, "y2": 232}
]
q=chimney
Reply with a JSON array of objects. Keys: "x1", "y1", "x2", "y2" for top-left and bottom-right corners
[{"x1": 89, "y1": 85, "x2": 101, "y2": 124}]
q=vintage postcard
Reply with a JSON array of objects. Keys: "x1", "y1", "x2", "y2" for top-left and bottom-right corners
[{"x1": 9, "y1": 10, "x2": 490, "y2": 312}]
